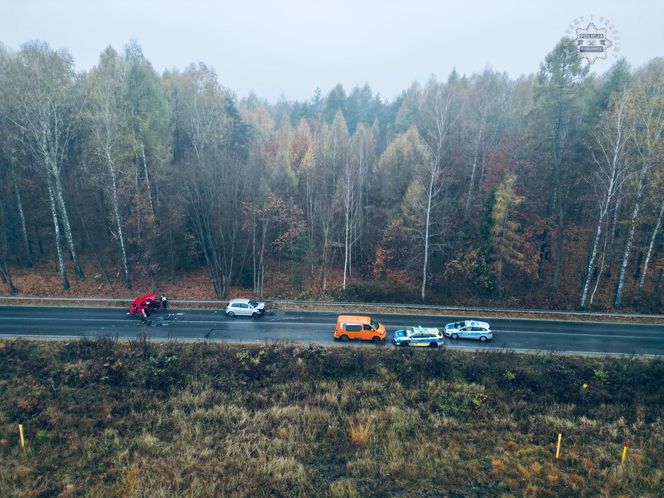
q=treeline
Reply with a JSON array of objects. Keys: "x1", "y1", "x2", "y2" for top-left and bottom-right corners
[{"x1": 0, "y1": 39, "x2": 663, "y2": 310}]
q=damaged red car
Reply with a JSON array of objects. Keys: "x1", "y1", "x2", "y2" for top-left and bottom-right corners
[{"x1": 128, "y1": 293, "x2": 168, "y2": 322}]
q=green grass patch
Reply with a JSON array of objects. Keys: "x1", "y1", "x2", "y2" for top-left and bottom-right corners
[{"x1": 1, "y1": 338, "x2": 663, "y2": 496}]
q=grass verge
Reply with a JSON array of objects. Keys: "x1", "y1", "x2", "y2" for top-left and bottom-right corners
[{"x1": 1, "y1": 339, "x2": 663, "y2": 496}]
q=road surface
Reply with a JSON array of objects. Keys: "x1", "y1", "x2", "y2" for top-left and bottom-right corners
[{"x1": 1, "y1": 306, "x2": 663, "y2": 356}]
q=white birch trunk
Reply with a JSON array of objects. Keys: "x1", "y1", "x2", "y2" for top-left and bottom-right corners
[
  {"x1": 421, "y1": 169, "x2": 435, "y2": 301},
  {"x1": 580, "y1": 95, "x2": 630, "y2": 308},
  {"x1": 50, "y1": 159, "x2": 85, "y2": 280},
  {"x1": 636, "y1": 196, "x2": 664, "y2": 300},
  {"x1": 419, "y1": 82, "x2": 456, "y2": 302},
  {"x1": 305, "y1": 172, "x2": 315, "y2": 275},
  {"x1": 342, "y1": 164, "x2": 352, "y2": 290},
  {"x1": 140, "y1": 141, "x2": 156, "y2": 219},
  {"x1": 252, "y1": 205, "x2": 257, "y2": 293},
  {"x1": 47, "y1": 182, "x2": 69, "y2": 290},
  {"x1": 580, "y1": 203, "x2": 608, "y2": 308},
  {"x1": 614, "y1": 174, "x2": 644, "y2": 307},
  {"x1": 105, "y1": 149, "x2": 131, "y2": 289},
  {"x1": 259, "y1": 218, "x2": 268, "y2": 299},
  {"x1": 606, "y1": 194, "x2": 622, "y2": 271},
  {"x1": 95, "y1": 94, "x2": 132, "y2": 289},
  {"x1": 0, "y1": 201, "x2": 17, "y2": 293},
  {"x1": 342, "y1": 214, "x2": 350, "y2": 290},
  {"x1": 11, "y1": 166, "x2": 32, "y2": 266},
  {"x1": 590, "y1": 216, "x2": 610, "y2": 306},
  {"x1": 40, "y1": 123, "x2": 84, "y2": 281},
  {"x1": 321, "y1": 226, "x2": 329, "y2": 291}
]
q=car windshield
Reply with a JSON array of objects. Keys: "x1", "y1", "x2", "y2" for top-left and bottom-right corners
[
  {"x1": 371, "y1": 320, "x2": 379, "y2": 329},
  {"x1": 248, "y1": 300, "x2": 258, "y2": 307},
  {"x1": 454, "y1": 322, "x2": 465, "y2": 328}
]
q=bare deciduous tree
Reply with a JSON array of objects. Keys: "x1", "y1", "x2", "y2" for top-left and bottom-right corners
[
  {"x1": 580, "y1": 93, "x2": 632, "y2": 308},
  {"x1": 417, "y1": 76, "x2": 460, "y2": 301},
  {"x1": 4, "y1": 42, "x2": 84, "y2": 287}
]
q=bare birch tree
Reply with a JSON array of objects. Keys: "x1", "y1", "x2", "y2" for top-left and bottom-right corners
[
  {"x1": 316, "y1": 112, "x2": 348, "y2": 290},
  {"x1": 636, "y1": 194, "x2": 664, "y2": 303},
  {"x1": 417, "y1": 76, "x2": 460, "y2": 301},
  {"x1": 0, "y1": 197, "x2": 17, "y2": 293},
  {"x1": 580, "y1": 93, "x2": 633, "y2": 308},
  {"x1": 4, "y1": 42, "x2": 85, "y2": 286},
  {"x1": 85, "y1": 46, "x2": 132, "y2": 288},
  {"x1": 179, "y1": 64, "x2": 247, "y2": 297},
  {"x1": 465, "y1": 70, "x2": 509, "y2": 211},
  {"x1": 0, "y1": 49, "x2": 32, "y2": 267},
  {"x1": 340, "y1": 124, "x2": 374, "y2": 289},
  {"x1": 627, "y1": 63, "x2": 664, "y2": 305}
]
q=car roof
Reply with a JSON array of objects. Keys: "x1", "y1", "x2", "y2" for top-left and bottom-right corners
[
  {"x1": 229, "y1": 298, "x2": 251, "y2": 304},
  {"x1": 407, "y1": 326, "x2": 440, "y2": 335},
  {"x1": 453, "y1": 320, "x2": 489, "y2": 327},
  {"x1": 337, "y1": 315, "x2": 373, "y2": 324},
  {"x1": 132, "y1": 293, "x2": 156, "y2": 305}
]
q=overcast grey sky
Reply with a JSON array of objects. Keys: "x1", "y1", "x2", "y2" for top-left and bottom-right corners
[{"x1": 1, "y1": 0, "x2": 662, "y2": 102}]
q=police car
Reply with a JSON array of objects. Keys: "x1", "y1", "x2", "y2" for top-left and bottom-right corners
[
  {"x1": 444, "y1": 320, "x2": 493, "y2": 341},
  {"x1": 392, "y1": 326, "x2": 445, "y2": 347}
]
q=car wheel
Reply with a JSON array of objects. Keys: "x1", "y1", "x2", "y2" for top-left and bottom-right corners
[
  {"x1": 479, "y1": 336, "x2": 487, "y2": 342},
  {"x1": 252, "y1": 312, "x2": 259, "y2": 319},
  {"x1": 452, "y1": 334, "x2": 458, "y2": 339},
  {"x1": 372, "y1": 336, "x2": 381, "y2": 343},
  {"x1": 429, "y1": 342, "x2": 438, "y2": 348},
  {"x1": 340, "y1": 335, "x2": 349, "y2": 342},
  {"x1": 227, "y1": 311, "x2": 235, "y2": 318}
]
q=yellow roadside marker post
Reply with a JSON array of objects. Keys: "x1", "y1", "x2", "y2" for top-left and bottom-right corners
[
  {"x1": 19, "y1": 424, "x2": 25, "y2": 450},
  {"x1": 621, "y1": 441, "x2": 628, "y2": 464},
  {"x1": 556, "y1": 433, "x2": 562, "y2": 460}
]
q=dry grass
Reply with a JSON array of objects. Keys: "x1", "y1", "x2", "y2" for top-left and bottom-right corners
[
  {"x1": 348, "y1": 419, "x2": 372, "y2": 447},
  {"x1": 1, "y1": 339, "x2": 663, "y2": 496}
]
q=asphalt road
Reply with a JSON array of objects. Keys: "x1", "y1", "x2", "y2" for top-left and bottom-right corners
[{"x1": 0, "y1": 306, "x2": 663, "y2": 356}]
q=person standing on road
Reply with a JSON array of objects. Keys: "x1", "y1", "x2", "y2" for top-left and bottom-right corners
[{"x1": 140, "y1": 301, "x2": 151, "y2": 323}]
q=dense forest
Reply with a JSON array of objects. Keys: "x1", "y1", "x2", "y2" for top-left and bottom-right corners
[{"x1": 0, "y1": 39, "x2": 663, "y2": 311}]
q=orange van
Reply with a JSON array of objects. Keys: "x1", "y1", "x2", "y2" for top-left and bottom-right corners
[{"x1": 334, "y1": 315, "x2": 386, "y2": 342}]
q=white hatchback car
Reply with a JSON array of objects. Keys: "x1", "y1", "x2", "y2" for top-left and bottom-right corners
[
  {"x1": 225, "y1": 298, "x2": 266, "y2": 318},
  {"x1": 444, "y1": 320, "x2": 493, "y2": 341}
]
